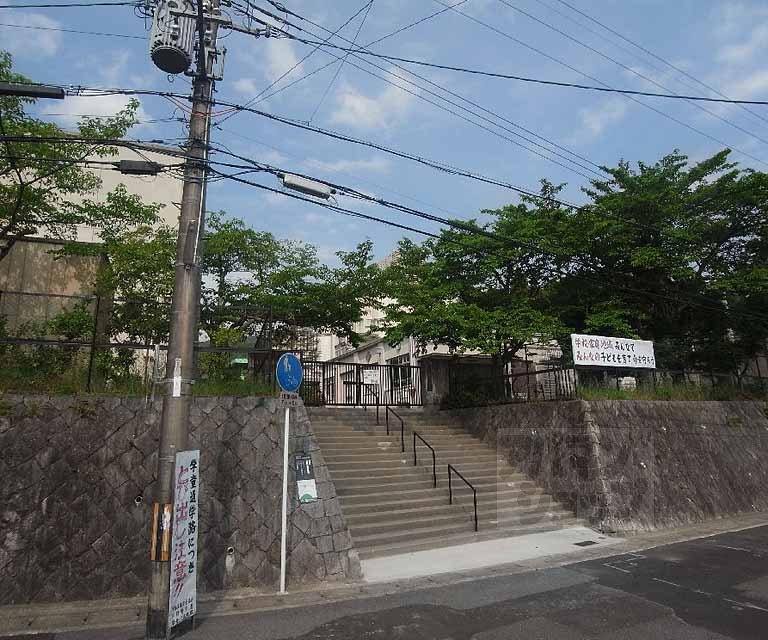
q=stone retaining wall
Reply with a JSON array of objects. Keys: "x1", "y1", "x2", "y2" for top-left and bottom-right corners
[
  {"x1": 0, "y1": 395, "x2": 360, "y2": 605},
  {"x1": 451, "y1": 400, "x2": 768, "y2": 534}
]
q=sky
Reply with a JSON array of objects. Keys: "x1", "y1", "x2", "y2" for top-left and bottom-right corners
[{"x1": 2, "y1": 0, "x2": 768, "y2": 265}]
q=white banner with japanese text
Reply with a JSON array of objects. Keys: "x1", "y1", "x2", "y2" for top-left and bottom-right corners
[
  {"x1": 169, "y1": 449, "x2": 200, "y2": 629},
  {"x1": 571, "y1": 334, "x2": 656, "y2": 369}
]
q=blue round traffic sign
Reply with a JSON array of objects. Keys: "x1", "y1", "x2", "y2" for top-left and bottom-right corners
[{"x1": 276, "y1": 353, "x2": 303, "y2": 393}]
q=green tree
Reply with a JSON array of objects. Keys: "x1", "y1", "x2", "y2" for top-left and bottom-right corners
[
  {"x1": 380, "y1": 199, "x2": 568, "y2": 363},
  {"x1": 381, "y1": 150, "x2": 768, "y2": 376},
  {"x1": 556, "y1": 150, "x2": 768, "y2": 374},
  {"x1": 201, "y1": 212, "x2": 382, "y2": 347},
  {"x1": 0, "y1": 50, "x2": 153, "y2": 261}
]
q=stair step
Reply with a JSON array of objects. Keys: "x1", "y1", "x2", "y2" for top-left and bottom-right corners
[
  {"x1": 327, "y1": 458, "x2": 502, "y2": 471},
  {"x1": 357, "y1": 520, "x2": 586, "y2": 560},
  {"x1": 353, "y1": 511, "x2": 577, "y2": 548},
  {"x1": 333, "y1": 471, "x2": 528, "y2": 489},
  {"x1": 346, "y1": 497, "x2": 558, "y2": 526},
  {"x1": 350, "y1": 504, "x2": 571, "y2": 537},
  {"x1": 332, "y1": 464, "x2": 527, "y2": 482},
  {"x1": 325, "y1": 448, "x2": 500, "y2": 468},
  {"x1": 342, "y1": 487, "x2": 548, "y2": 515}
]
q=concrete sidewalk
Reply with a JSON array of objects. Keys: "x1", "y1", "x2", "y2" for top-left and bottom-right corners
[
  {"x1": 2, "y1": 512, "x2": 766, "y2": 638},
  {"x1": 362, "y1": 525, "x2": 623, "y2": 582}
]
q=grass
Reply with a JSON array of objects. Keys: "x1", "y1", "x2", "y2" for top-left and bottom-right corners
[{"x1": 577, "y1": 383, "x2": 766, "y2": 402}]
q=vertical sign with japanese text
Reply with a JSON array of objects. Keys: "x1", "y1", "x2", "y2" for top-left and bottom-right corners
[{"x1": 169, "y1": 449, "x2": 200, "y2": 629}]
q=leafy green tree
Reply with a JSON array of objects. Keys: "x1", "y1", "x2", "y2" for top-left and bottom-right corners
[
  {"x1": 380, "y1": 200, "x2": 567, "y2": 363},
  {"x1": 381, "y1": 150, "x2": 768, "y2": 376},
  {"x1": 201, "y1": 211, "x2": 382, "y2": 347},
  {"x1": 0, "y1": 50, "x2": 153, "y2": 261},
  {"x1": 556, "y1": 150, "x2": 768, "y2": 374}
]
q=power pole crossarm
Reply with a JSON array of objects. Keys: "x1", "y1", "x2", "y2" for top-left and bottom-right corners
[
  {"x1": 144, "y1": 1, "x2": 221, "y2": 638},
  {"x1": 0, "y1": 82, "x2": 65, "y2": 99}
]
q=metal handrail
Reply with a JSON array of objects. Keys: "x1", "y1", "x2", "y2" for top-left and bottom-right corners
[
  {"x1": 385, "y1": 406, "x2": 405, "y2": 453},
  {"x1": 412, "y1": 431, "x2": 437, "y2": 488},
  {"x1": 448, "y1": 464, "x2": 478, "y2": 532}
]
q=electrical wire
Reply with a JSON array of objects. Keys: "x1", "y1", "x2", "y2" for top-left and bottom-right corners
[
  {"x1": 496, "y1": 0, "x2": 768, "y2": 149},
  {"x1": 0, "y1": 21, "x2": 143, "y2": 38},
  {"x1": 228, "y1": 0, "x2": 473, "y2": 108},
  {"x1": 287, "y1": 37, "x2": 768, "y2": 106},
  {"x1": 13, "y1": 86, "x2": 766, "y2": 241},
  {"x1": 229, "y1": 10, "x2": 607, "y2": 181},
  {"x1": 213, "y1": 123, "x2": 472, "y2": 220},
  {"x1": 5, "y1": 127, "x2": 763, "y2": 324},
  {"x1": 307, "y1": 0, "x2": 374, "y2": 123},
  {"x1": 0, "y1": 1, "x2": 137, "y2": 7},
  {"x1": 208, "y1": 166, "x2": 768, "y2": 327},
  {"x1": 432, "y1": 0, "x2": 768, "y2": 169},
  {"x1": 550, "y1": 0, "x2": 768, "y2": 130},
  {"x1": 216, "y1": 0, "x2": 374, "y2": 125}
]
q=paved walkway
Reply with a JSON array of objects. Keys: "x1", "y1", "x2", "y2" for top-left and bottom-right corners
[{"x1": 361, "y1": 525, "x2": 623, "y2": 582}]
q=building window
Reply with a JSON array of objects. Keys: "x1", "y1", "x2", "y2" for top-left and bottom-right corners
[{"x1": 388, "y1": 353, "x2": 411, "y2": 388}]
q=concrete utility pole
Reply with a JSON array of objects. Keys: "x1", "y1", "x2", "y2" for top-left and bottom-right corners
[{"x1": 145, "y1": 1, "x2": 220, "y2": 637}]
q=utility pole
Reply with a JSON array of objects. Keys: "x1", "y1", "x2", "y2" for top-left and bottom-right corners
[{"x1": 145, "y1": 1, "x2": 221, "y2": 638}]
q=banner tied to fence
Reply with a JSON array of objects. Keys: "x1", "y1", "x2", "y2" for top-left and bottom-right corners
[
  {"x1": 571, "y1": 334, "x2": 656, "y2": 369},
  {"x1": 169, "y1": 449, "x2": 200, "y2": 629}
]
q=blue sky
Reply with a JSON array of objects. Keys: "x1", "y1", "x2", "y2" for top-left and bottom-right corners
[{"x1": 2, "y1": 0, "x2": 768, "y2": 264}]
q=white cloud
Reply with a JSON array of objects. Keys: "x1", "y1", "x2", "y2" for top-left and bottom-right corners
[
  {"x1": 723, "y1": 69, "x2": 768, "y2": 98},
  {"x1": 717, "y1": 23, "x2": 768, "y2": 63},
  {"x1": 713, "y1": 2, "x2": 768, "y2": 38},
  {"x1": 0, "y1": 14, "x2": 62, "y2": 57},
  {"x1": 263, "y1": 39, "x2": 302, "y2": 83},
  {"x1": 329, "y1": 77, "x2": 415, "y2": 130},
  {"x1": 569, "y1": 98, "x2": 628, "y2": 144},
  {"x1": 303, "y1": 211, "x2": 327, "y2": 224},
  {"x1": 306, "y1": 156, "x2": 390, "y2": 174},
  {"x1": 42, "y1": 94, "x2": 151, "y2": 131},
  {"x1": 234, "y1": 78, "x2": 260, "y2": 96}
]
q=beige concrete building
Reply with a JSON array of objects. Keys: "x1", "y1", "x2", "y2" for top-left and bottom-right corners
[{"x1": 0, "y1": 145, "x2": 183, "y2": 332}]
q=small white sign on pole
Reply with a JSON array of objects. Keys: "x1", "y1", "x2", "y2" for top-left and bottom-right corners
[
  {"x1": 571, "y1": 334, "x2": 656, "y2": 369},
  {"x1": 168, "y1": 449, "x2": 200, "y2": 629},
  {"x1": 362, "y1": 369, "x2": 378, "y2": 385}
]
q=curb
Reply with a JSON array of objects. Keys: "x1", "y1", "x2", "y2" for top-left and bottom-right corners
[{"x1": 1, "y1": 512, "x2": 766, "y2": 637}]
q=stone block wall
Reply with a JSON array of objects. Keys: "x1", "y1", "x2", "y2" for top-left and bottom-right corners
[
  {"x1": 451, "y1": 400, "x2": 768, "y2": 534},
  {"x1": 0, "y1": 395, "x2": 360, "y2": 605}
]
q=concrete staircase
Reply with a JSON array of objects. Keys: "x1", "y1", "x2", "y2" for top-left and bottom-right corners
[{"x1": 309, "y1": 407, "x2": 583, "y2": 560}]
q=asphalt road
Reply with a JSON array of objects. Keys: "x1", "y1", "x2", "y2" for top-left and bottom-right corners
[{"x1": 49, "y1": 524, "x2": 768, "y2": 640}]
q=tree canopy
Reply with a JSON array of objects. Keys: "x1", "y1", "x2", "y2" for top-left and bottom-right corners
[
  {"x1": 381, "y1": 150, "x2": 768, "y2": 375},
  {"x1": 0, "y1": 51, "x2": 157, "y2": 262}
]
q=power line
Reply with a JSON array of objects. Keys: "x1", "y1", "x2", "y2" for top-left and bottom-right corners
[
  {"x1": 209, "y1": 166, "x2": 768, "y2": 327},
  {"x1": 213, "y1": 124, "x2": 471, "y2": 221},
  {"x1": 432, "y1": 0, "x2": 768, "y2": 170},
  {"x1": 12, "y1": 88, "x2": 762, "y2": 249},
  {"x1": 231, "y1": 0, "x2": 472, "y2": 108},
  {"x1": 8, "y1": 127, "x2": 759, "y2": 324},
  {"x1": 0, "y1": 21, "x2": 143, "y2": 38},
  {"x1": 235, "y1": 2, "x2": 608, "y2": 180},
  {"x1": 550, "y1": 0, "x2": 768, "y2": 130},
  {"x1": 308, "y1": 0, "x2": 374, "y2": 123},
  {"x1": 217, "y1": 0, "x2": 374, "y2": 126},
  {"x1": 290, "y1": 37, "x2": 768, "y2": 106},
  {"x1": 208, "y1": 139, "x2": 768, "y2": 268},
  {"x1": 496, "y1": 0, "x2": 768, "y2": 150},
  {"x1": 0, "y1": 1, "x2": 137, "y2": 7}
]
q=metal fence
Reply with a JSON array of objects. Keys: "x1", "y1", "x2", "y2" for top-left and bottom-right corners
[
  {"x1": 447, "y1": 346, "x2": 768, "y2": 408},
  {"x1": 300, "y1": 361, "x2": 422, "y2": 407}
]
